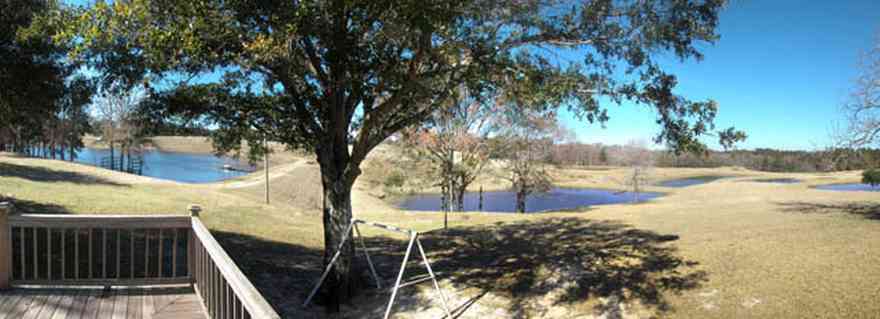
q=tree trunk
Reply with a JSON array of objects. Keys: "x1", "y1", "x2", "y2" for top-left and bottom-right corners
[
  {"x1": 515, "y1": 181, "x2": 527, "y2": 213},
  {"x1": 316, "y1": 142, "x2": 358, "y2": 312},
  {"x1": 320, "y1": 180, "x2": 354, "y2": 311},
  {"x1": 440, "y1": 180, "x2": 448, "y2": 229},
  {"x1": 455, "y1": 183, "x2": 466, "y2": 212},
  {"x1": 478, "y1": 186, "x2": 483, "y2": 211},
  {"x1": 120, "y1": 144, "x2": 126, "y2": 172},
  {"x1": 441, "y1": 161, "x2": 452, "y2": 230},
  {"x1": 632, "y1": 168, "x2": 641, "y2": 203},
  {"x1": 109, "y1": 142, "x2": 115, "y2": 170},
  {"x1": 450, "y1": 178, "x2": 458, "y2": 211}
]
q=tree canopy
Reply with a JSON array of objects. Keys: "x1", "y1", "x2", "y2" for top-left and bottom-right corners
[
  {"x1": 57, "y1": 0, "x2": 746, "y2": 308},
  {"x1": 1, "y1": 0, "x2": 93, "y2": 158}
]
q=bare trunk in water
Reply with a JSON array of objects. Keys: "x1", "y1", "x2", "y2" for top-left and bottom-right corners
[
  {"x1": 109, "y1": 142, "x2": 115, "y2": 170},
  {"x1": 478, "y1": 186, "x2": 484, "y2": 211},
  {"x1": 515, "y1": 180, "x2": 527, "y2": 213},
  {"x1": 455, "y1": 182, "x2": 466, "y2": 212}
]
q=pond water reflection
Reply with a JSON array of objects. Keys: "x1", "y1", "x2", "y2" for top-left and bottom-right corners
[
  {"x1": 398, "y1": 187, "x2": 664, "y2": 213},
  {"x1": 74, "y1": 148, "x2": 253, "y2": 183},
  {"x1": 814, "y1": 183, "x2": 880, "y2": 192}
]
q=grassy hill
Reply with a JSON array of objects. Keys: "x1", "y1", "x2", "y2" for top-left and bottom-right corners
[{"x1": 1, "y1": 147, "x2": 879, "y2": 318}]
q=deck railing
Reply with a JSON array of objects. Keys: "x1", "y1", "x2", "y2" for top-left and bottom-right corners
[
  {"x1": 0, "y1": 201, "x2": 280, "y2": 319},
  {"x1": 190, "y1": 207, "x2": 281, "y2": 319}
]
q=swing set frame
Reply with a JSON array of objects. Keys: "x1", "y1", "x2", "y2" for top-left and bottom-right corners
[{"x1": 303, "y1": 219, "x2": 454, "y2": 319}]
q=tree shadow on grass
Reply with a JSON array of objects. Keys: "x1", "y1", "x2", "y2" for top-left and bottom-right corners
[
  {"x1": 10, "y1": 199, "x2": 71, "y2": 214},
  {"x1": 210, "y1": 217, "x2": 705, "y2": 318},
  {"x1": 426, "y1": 218, "x2": 704, "y2": 317},
  {"x1": 776, "y1": 201, "x2": 880, "y2": 220},
  {"x1": 210, "y1": 230, "x2": 327, "y2": 318},
  {"x1": 211, "y1": 230, "x2": 427, "y2": 319},
  {"x1": 211, "y1": 230, "x2": 480, "y2": 319},
  {"x1": 0, "y1": 162, "x2": 126, "y2": 186},
  {"x1": 0, "y1": 195, "x2": 71, "y2": 214},
  {"x1": 361, "y1": 218, "x2": 706, "y2": 318}
]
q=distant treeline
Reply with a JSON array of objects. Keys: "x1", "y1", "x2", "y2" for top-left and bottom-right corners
[
  {"x1": 548, "y1": 143, "x2": 880, "y2": 172},
  {"x1": 656, "y1": 148, "x2": 880, "y2": 172},
  {"x1": 136, "y1": 121, "x2": 212, "y2": 137}
]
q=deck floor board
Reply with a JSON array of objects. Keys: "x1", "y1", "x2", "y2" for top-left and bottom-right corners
[{"x1": 0, "y1": 287, "x2": 206, "y2": 319}]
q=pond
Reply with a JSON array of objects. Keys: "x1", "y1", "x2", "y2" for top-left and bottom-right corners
[
  {"x1": 656, "y1": 176, "x2": 730, "y2": 188},
  {"x1": 814, "y1": 183, "x2": 880, "y2": 192},
  {"x1": 753, "y1": 178, "x2": 801, "y2": 184},
  {"x1": 398, "y1": 187, "x2": 664, "y2": 213},
  {"x1": 74, "y1": 148, "x2": 253, "y2": 183}
]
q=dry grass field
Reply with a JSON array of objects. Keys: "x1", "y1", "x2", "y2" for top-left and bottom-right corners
[{"x1": 1, "y1": 143, "x2": 879, "y2": 318}]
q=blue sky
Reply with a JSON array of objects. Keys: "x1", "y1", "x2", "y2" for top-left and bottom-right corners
[{"x1": 560, "y1": 0, "x2": 880, "y2": 150}]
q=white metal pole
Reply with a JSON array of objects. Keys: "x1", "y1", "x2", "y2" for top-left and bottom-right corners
[
  {"x1": 383, "y1": 232, "x2": 417, "y2": 319},
  {"x1": 354, "y1": 223, "x2": 383, "y2": 289},
  {"x1": 416, "y1": 236, "x2": 453, "y2": 318}
]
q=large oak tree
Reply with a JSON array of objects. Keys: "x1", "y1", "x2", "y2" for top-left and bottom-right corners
[{"x1": 58, "y1": 0, "x2": 745, "y2": 309}]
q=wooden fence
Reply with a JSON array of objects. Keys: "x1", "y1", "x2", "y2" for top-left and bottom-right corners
[{"x1": 0, "y1": 202, "x2": 280, "y2": 319}]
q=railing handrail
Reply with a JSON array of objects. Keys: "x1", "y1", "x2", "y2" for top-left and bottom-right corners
[
  {"x1": 191, "y1": 217, "x2": 281, "y2": 319},
  {"x1": 9, "y1": 214, "x2": 191, "y2": 228}
]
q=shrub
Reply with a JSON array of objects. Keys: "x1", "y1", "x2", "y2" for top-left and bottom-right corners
[
  {"x1": 863, "y1": 169, "x2": 880, "y2": 186},
  {"x1": 384, "y1": 171, "x2": 406, "y2": 188}
]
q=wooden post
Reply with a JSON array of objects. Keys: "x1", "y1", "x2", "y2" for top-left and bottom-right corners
[
  {"x1": 0, "y1": 200, "x2": 12, "y2": 289},
  {"x1": 188, "y1": 204, "x2": 201, "y2": 284},
  {"x1": 189, "y1": 204, "x2": 202, "y2": 218}
]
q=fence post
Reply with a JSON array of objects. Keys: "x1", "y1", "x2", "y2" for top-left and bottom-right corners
[
  {"x1": 187, "y1": 204, "x2": 201, "y2": 285},
  {"x1": 0, "y1": 200, "x2": 12, "y2": 289},
  {"x1": 189, "y1": 204, "x2": 202, "y2": 218}
]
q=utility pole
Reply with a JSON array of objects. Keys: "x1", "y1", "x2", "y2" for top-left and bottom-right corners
[{"x1": 264, "y1": 138, "x2": 270, "y2": 204}]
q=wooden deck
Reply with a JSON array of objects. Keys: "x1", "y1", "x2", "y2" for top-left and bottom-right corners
[
  {"x1": 0, "y1": 207, "x2": 282, "y2": 319},
  {"x1": 0, "y1": 286, "x2": 207, "y2": 319}
]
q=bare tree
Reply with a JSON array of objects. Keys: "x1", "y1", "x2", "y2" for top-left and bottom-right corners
[
  {"x1": 403, "y1": 87, "x2": 496, "y2": 227},
  {"x1": 550, "y1": 142, "x2": 604, "y2": 167},
  {"x1": 620, "y1": 140, "x2": 654, "y2": 203},
  {"x1": 497, "y1": 108, "x2": 562, "y2": 213},
  {"x1": 840, "y1": 35, "x2": 880, "y2": 148},
  {"x1": 93, "y1": 86, "x2": 144, "y2": 171}
]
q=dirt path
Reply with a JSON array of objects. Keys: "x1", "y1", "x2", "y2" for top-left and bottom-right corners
[{"x1": 214, "y1": 159, "x2": 310, "y2": 189}]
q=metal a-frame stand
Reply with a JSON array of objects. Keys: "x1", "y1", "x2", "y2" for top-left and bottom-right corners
[{"x1": 303, "y1": 219, "x2": 453, "y2": 319}]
